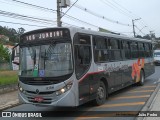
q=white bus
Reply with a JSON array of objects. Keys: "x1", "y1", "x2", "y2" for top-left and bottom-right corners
[
  {"x1": 12, "y1": 27, "x2": 155, "y2": 106},
  {"x1": 154, "y1": 50, "x2": 160, "y2": 65}
]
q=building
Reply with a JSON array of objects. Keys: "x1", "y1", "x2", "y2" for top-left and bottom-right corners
[
  {"x1": 3, "y1": 45, "x2": 19, "y2": 70},
  {"x1": 0, "y1": 35, "x2": 9, "y2": 41}
]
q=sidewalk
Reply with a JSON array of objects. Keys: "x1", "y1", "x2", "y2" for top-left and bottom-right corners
[
  {"x1": 144, "y1": 88, "x2": 160, "y2": 120},
  {"x1": 0, "y1": 90, "x2": 19, "y2": 111}
]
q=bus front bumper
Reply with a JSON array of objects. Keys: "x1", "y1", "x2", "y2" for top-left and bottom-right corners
[
  {"x1": 18, "y1": 80, "x2": 77, "y2": 107},
  {"x1": 18, "y1": 89, "x2": 76, "y2": 107}
]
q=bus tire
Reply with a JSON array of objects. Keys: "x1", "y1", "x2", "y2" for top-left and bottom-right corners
[
  {"x1": 93, "y1": 81, "x2": 106, "y2": 106},
  {"x1": 137, "y1": 70, "x2": 145, "y2": 86}
]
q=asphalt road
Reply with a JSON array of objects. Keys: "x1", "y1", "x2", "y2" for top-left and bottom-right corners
[{"x1": 2, "y1": 66, "x2": 160, "y2": 120}]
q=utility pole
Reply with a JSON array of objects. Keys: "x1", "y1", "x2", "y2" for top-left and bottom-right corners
[
  {"x1": 57, "y1": 0, "x2": 70, "y2": 27},
  {"x1": 57, "y1": 0, "x2": 62, "y2": 27},
  {"x1": 132, "y1": 18, "x2": 141, "y2": 37},
  {"x1": 150, "y1": 30, "x2": 155, "y2": 41},
  {"x1": 132, "y1": 20, "x2": 136, "y2": 37}
]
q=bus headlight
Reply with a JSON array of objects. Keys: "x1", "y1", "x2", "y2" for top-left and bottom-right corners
[
  {"x1": 18, "y1": 83, "x2": 26, "y2": 94},
  {"x1": 56, "y1": 82, "x2": 73, "y2": 96},
  {"x1": 19, "y1": 87, "x2": 23, "y2": 92},
  {"x1": 18, "y1": 83, "x2": 23, "y2": 92}
]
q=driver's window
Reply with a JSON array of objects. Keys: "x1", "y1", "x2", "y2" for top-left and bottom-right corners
[{"x1": 74, "y1": 34, "x2": 91, "y2": 79}]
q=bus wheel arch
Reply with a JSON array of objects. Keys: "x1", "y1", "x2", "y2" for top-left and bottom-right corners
[
  {"x1": 100, "y1": 78, "x2": 109, "y2": 99},
  {"x1": 93, "y1": 78, "x2": 108, "y2": 106}
]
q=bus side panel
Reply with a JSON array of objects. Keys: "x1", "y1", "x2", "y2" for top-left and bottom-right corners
[
  {"x1": 121, "y1": 61, "x2": 133, "y2": 87},
  {"x1": 79, "y1": 76, "x2": 90, "y2": 105},
  {"x1": 79, "y1": 73, "x2": 104, "y2": 105}
]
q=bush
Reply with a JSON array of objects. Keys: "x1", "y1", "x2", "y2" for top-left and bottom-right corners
[
  {"x1": 0, "y1": 44, "x2": 10, "y2": 62},
  {"x1": 0, "y1": 71, "x2": 18, "y2": 85}
]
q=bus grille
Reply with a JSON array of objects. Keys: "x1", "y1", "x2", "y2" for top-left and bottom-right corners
[
  {"x1": 26, "y1": 90, "x2": 54, "y2": 95},
  {"x1": 27, "y1": 96, "x2": 52, "y2": 104}
]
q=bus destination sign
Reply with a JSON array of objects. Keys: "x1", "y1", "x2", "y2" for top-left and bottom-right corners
[{"x1": 21, "y1": 29, "x2": 69, "y2": 43}]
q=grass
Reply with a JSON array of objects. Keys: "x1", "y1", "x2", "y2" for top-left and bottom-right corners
[{"x1": 0, "y1": 71, "x2": 18, "y2": 85}]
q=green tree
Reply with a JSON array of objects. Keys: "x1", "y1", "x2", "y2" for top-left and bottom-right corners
[
  {"x1": 143, "y1": 34, "x2": 151, "y2": 40},
  {"x1": 136, "y1": 35, "x2": 142, "y2": 38},
  {"x1": 0, "y1": 44, "x2": 10, "y2": 62},
  {"x1": 0, "y1": 26, "x2": 25, "y2": 45}
]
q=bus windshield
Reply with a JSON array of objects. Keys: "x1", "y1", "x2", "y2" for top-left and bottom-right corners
[{"x1": 20, "y1": 43, "x2": 73, "y2": 77}]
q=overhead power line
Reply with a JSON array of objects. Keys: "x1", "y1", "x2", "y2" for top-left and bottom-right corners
[
  {"x1": 0, "y1": 10, "x2": 57, "y2": 25},
  {"x1": 100, "y1": 0, "x2": 134, "y2": 19},
  {"x1": 135, "y1": 26, "x2": 146, "y2": 36},
  {"x1": 2, "y1": 0, "x2": 101, "y2": 28},
  {"x1": 101, "y1": 0, "x2": 151, "y2": 33},
  {"x1": 5, "y1": 0, "x2": 132, "y2": 27},
  {"x1": 73, "y1": 3, "x2": 132, "y2": 26},
  {"x1": 0, "y1": 20, "x2": 49, "y2": 27},
  {"x1": 0, "y1": 0, "x2": 136, "y2": 36},
  {"x1": 4, "y1": 0, "x2": 57, "y2": 12},
  {"x1": 61, "y1": 0, "x2": 79, "y2": 18}
]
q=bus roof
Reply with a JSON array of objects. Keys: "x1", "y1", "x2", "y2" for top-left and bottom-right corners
[
  {"x1": 68, "y1": 27, "x2": 152, "y2": 43},
  {"x1": 22, "y1": 27, "x2": 152, "y2": 43}
]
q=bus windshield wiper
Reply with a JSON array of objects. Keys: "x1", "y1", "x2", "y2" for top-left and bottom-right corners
[{"x1": 33, "y1": 50, "x2": 36, "y2": 65}]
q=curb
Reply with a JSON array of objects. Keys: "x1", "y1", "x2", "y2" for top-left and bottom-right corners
[
  {"x1": 0, "y1": 99, "x2": 21, "y2": 111},
  {"x1": 136, "y1": 82, "x2": 160, "y2": 120}
]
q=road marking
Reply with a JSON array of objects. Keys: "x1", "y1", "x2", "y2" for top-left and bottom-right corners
[
  {"x1": 110, "y1": 95, "x2": 150, "y2": 100},
  {"x1": 97, "y1": 102, "x2": 145, "y2": 108},
  {"x1": 142, "y1": 85, "x2": 156, "y2": 88},
  {"x1": 129, "y1": 90, "x2": 154, "y2": 93},
  {"x1": 76, "y1": 112, "x2": 138, "y2": 120}
]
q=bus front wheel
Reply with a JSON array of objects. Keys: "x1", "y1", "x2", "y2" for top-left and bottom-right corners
[{"x1": 93, "y1": 81, "x2": 106, "y2": 106}]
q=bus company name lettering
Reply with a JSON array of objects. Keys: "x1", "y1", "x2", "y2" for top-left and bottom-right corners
[
  {"x1": 26, "y1": 31, "x2": 63, "y2": 41},
  {"x1": 104, "y1": 64, "x2": 129, "y2": 72}
]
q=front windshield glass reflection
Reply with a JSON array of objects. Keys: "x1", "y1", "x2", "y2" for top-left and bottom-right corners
[{"x1": 20, "y1": 43, "x2": 73, "y2": 77}]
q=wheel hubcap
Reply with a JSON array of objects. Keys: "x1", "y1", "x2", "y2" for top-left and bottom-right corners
[
  {"x1": 141, "y1": 73, "x2": 144, "y2": 83},
  {"x1": 98, "y1": 86, "x2": 104, "y2": 99}
]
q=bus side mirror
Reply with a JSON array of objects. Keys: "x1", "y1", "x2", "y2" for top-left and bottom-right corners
[
  {"x1": 12, "y1": 44, "x2": 20, "y2": 65},
  {"x1": 11, "y1": 49, "x2": 15, "y2": 61}
]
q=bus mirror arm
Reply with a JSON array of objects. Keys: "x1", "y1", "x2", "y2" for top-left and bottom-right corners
[
  {"x1": 12, "y1": 43, "x2": 19, "y2": 65},
  {"x1": 11, "y1": 49, "x2": 15, "y2": 61},
  {"x1": 12, "y1": 61, "x2": 20, "y2": 65}
]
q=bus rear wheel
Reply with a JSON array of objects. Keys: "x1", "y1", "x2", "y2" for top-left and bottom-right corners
[
  {"x1": 137, "y1": 70, "x2": 145, "y2": 86},
  {"x1": 93, "y1": 81, "x2": 106, "y2": 106}
]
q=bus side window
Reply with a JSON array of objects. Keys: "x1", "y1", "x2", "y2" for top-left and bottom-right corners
[
  {"x1": 138, "y1": 42, "x2": 144, "y2": 58},
  {"x1": 108, "y1": 39, "x2": 121, "y2": 61},
  {"x1": 94, "y1": 36, "x2": 108, "y2": 62},
  {"x1": 144, "y1": 43, "x2": 150, "y2": 57},
  {"x1": 149, "y1": 43, "x2": 153, "y2": 57},
  {"x1": 121, "y1": 41, "x2": 131, "y2": 60},
  {"x1": 131, "y1": 42, "x2": 138, "y2": 59}
]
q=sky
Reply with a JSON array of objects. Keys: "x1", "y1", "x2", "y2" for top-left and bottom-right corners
[{"x1": 0, "y1": 0, "x2": 160, "y2": 37}]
